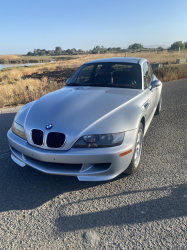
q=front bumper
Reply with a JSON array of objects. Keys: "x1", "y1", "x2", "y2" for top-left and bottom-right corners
[{"x1": 7, "y1": 129, "x2": 137, "y2": 181}]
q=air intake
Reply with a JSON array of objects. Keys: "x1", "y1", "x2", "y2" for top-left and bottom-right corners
[
  {"x1": 32, "y1": 129, "x2": 43, "y2": 146},
  {"x1": 47, "y1": 132, "x2": 66, "y2": 148}
]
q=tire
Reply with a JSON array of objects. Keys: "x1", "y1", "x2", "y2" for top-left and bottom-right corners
[
  {"x1": 155, "y1": 92, "x2": 162, "y2": 115},
  {"x1": 125, "y1": 123, "x2": 144, "y2": 175}
]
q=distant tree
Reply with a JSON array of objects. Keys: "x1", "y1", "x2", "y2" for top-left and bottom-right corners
[
  {"x1": 27, "y1": 44, "x2": 136, "y2": 57},
  {"x1": 99, "y1": 46, "x2": 107, "y2": 54},
  {"x1": 184, "y1": 42, "x2": 187, "y2": 49},
  {"x1": 66, "y1": 49, "x2": 71, "y2": 54},
  {"x1": 128, "y1": 43, "x2": 144, "y2": 50},
  {"x1": 55, "y1": 46, "x2": 62, "y2": 53},
  {"x1": 170, "y1": 41, "x2": 185, "y2": 50},
  {"x1": 157, "y1": 46, "x2": 164, "y2": 51},
  {"x1": 127, "y1": 45, "x2": 132, "y2": 50},
  {"x1": 133, "y1": 43, "x2": 144, "y2": 50},
  {"x1": 39, "y1": 51, "x2": 46, "y2": 56},
  {"x1": 116, "y1": 47, "x2": 121, "y2": 53},
  {"x1": 93, "y1": 46, "x2": 101, "y2": 53},
  {"x1": 107, "y1": 47, "x2": 113, "y2": 53},
  {"x1": 33, "y1": 49, "x2": 37, "y2": 55},
  {"x1": 71, "y1": 48, "x2": 77, "y2": 54},
  {"x1": 27, "y1": 51, "x2": 32, "y2": 56},
  {"x1": 78, "y1": 49, "x2": 84, "y2": 53}
]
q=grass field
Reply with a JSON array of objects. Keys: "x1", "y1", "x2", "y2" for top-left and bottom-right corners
[{"x1": 0, "y1": 51, "x2": 187, "y2": 108}]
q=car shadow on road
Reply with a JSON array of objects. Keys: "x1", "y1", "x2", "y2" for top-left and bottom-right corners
[
  {"x1": 0, "y1": 112, "x2": 128, "y2": 212},
  {"x1": 0, "y1": 158, "x2": 118, "y2": 212},
  {"x1": 54, "y1": 183, "x2": 187, "y2": 232},
  {"x1": 1, "y1": 112, "x2": 187, "y2": 231}
]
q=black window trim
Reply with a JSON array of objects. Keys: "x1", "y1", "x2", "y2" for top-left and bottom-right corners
[{"x1": 143, "y1": 61, "x2": 152, "y2": 90}]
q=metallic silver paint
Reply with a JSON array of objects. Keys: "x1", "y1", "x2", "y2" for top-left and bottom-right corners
[{"x1": 7, "y1": 57, "x2": 162, "y2": 181}]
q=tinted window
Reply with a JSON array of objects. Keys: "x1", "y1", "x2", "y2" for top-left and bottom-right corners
[
  {"x1": 73, "y1": 64, "x2": 94, "y2": 83},
  {"x1": 68, "y1": 62, "x2": 142, "y2": 89},
  {"x1": 143, "y1": 62, "x2": 152, "y2": 88}
]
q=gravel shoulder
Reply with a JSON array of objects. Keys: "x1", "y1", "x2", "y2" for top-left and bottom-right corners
[
  {"x1": 0, "y1": 105, "x2": 23, "y2": 114},
  {"x1": 0, "y1": 79, "x2": 187, "y2": 249}
]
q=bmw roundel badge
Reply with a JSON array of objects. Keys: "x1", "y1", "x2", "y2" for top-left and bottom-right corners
[{"x1": 46, "y1": 124, "x2": 53, "y2": 130}]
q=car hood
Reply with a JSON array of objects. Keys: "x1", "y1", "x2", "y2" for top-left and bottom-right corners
[{"x1": 21, "y1": 86, "x2": 142, "y2": 150}]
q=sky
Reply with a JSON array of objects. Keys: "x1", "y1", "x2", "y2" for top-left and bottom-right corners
[{"x1": 0, "y1": 0, "x2": 187, "y2": 54}]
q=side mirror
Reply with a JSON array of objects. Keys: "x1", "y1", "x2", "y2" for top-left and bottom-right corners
[
  {"x1": 151, "y1": 80, "x2": 161, "y2": 88},
  {"x1": 66, "y1": 78, "x2": 70, "y2": 83}
]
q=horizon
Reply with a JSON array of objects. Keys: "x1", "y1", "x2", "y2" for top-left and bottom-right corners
[{"x1": 0, "y1": 0, "x2": 187, "y2": 55}]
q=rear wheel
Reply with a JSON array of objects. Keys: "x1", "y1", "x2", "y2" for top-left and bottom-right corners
[{"x1": 125, "y1": 123, "x2": 144, "y2": 175}]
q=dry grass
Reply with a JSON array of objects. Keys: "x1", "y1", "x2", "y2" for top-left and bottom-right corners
[
  {"x1": 0, "y1": 51, "x2": 187, "y2": 108},
  {"x1": 125, "y1": 50, "x2": 187, "y2": 63},
  {"x1": 154, "y1": 65, "x2": 187, "y2": 82},
  {"x1": 0, "y1": 78, "x2": 65, "y2": 107},
  {"x1": 0, "y1": 55, "x2": 20, "y2": 60},
  {"x1": 65, "y1": 50, "x2": 187, "y2": 64}
]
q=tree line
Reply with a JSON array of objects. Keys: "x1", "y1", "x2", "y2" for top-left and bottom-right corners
[
  {"x1": 169, "y1": 41, "x2": 187, "y2": 50},
  {"x1": 27, "y1": 41, "x2": 187, "y2": 56},
  {"x1": 27, "y1": 46, "x2": 127, "y2": 56}
]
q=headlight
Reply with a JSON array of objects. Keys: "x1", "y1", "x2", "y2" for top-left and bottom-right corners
[
  {"x1": 12, "y1": 121, "x2": 26, "y2": 140},
  {"x1": 73, "y1": 132, "x2": 124, "y2": 148}
]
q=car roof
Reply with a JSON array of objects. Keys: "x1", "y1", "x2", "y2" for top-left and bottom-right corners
[{"x1": 85, "y1": 57, "x2": 147, "y2": 65}]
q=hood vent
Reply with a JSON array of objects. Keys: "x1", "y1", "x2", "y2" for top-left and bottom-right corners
[{"x1": 46, "y1": 132, "x2": 66, "y2": 148}]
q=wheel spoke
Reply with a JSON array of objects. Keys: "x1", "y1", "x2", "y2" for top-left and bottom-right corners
[
  {"x1": 137, "y1": 133, "x2": 139, "y2": 143},
  {"x1": 134, "y1": 129, "x2": 143, "y2": 168},
  {"x1": 134, "y1": 152, "x2": 137, "y2": 160}
]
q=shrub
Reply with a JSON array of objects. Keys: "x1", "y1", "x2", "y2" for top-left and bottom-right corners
[
  {"x1": 154, "y1": 66, "x2": 187, "y2": 82},
  {"x1": 170, "y1": 41, "x2": 185, "y2": 50}
]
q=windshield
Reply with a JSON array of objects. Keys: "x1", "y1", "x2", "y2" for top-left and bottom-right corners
[{"x1": 67, "y1": 62, "x2": 142, "y2": 89}]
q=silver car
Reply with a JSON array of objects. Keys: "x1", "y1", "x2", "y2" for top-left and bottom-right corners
[{"x1": 7, "y1": 57, "x2": 162, "y2": 181}]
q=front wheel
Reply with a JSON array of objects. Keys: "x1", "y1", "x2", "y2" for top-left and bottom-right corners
[{"x1": 125, "y1": 123, "x2": 144, "y2": 175}]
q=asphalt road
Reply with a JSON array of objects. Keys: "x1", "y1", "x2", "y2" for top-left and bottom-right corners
[{"x1": 0, "y1": 79, "x2": 187, "y2": 249}]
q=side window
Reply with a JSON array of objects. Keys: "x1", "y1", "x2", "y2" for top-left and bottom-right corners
[{"x1": 143, "y1": 62, "x2": 152, "y2": 88}]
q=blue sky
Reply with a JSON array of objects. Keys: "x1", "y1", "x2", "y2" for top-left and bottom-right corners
[{"x1": 0, "y1": 0, "x2": 187, "y2": 54}]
